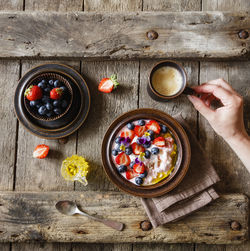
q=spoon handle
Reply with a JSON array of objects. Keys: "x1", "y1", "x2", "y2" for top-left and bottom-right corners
[
  {"x1": 76, "y1": 209, "x2": 124, "y2": 231},
  {"x1": 97, "y1": 218, "x2": 124, "y2": 231}
]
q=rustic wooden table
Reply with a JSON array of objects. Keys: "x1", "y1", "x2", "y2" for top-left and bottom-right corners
[{"x1": 0, "y1": 0, "x2": 250, "y2": 250}]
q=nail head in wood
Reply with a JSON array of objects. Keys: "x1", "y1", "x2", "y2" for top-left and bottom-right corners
[
  {"x1": 140, "y1": 220, "x2": 152, "y2": 231},
  {"x1": 230, "y1": 221, "x2": 241, "y2": 231},
  {"x1": 238, "y1": 30, "x2": 249, "y2": 39},
  {"x1": 58, "y1": 137, "x2": 69, "y2": 144},
  {"x1": 146, "y1": 30, "x2": 158, "y2": 40}
]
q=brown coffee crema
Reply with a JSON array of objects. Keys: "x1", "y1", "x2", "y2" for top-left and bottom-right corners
[{"x1": 152, "y1": 66, "x2": 183, "y2": 96}]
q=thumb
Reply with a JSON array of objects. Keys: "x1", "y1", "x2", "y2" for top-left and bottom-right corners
[{"x1": 187, "y1": 95, "x2": 214, "y2": 120}]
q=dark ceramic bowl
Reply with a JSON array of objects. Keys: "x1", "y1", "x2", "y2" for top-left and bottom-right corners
[
  {"x1": 147, "y1": 60, "x2": 195, "y2": 102},
  {"x1": 14, "y1": 63, "x2": 90, "y2": 139},
  {"x1": 102, "y1": 109, "x2": 191, "y2": 198},
  {"x1": 24, "y1": 72, "x2": 73, "y2": 121}
]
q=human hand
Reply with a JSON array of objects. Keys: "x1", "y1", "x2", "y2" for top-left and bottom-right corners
[{"x1": 187, "y1": 79, "x2": 247, "y2": 141}]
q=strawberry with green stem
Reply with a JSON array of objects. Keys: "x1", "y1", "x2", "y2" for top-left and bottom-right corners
[
  {"x1": 98, "y1": 74, "x2": 120, "y2": 93},
  {"x1": 24, "y1": 85, "x2": 42, "y2": 101}
]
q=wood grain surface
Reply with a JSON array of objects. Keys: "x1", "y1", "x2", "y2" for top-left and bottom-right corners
[
  {"x1": 0, "y1": 192, "x2": 248, "y2": 244},
  {"x1": 0, "y1": 0, "x2": 249, "y2": 250},
  {"x1": 0, "y1": 11, "x2": 249, "y2": 59}
]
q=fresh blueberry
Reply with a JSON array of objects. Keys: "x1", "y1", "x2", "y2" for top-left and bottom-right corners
[
  {"x1": 41, "y1": 79, "x2": 46, "y2": 84},
  {"x1": 138, "y1": 120, "x2": 145, "y2": 126},
  {"x1": 147, "y1": 130, "x2": 154, "y2": 140},
  {"x1": 135, "y1": 177, "x2": 143, "y2": 185},
  {"x1": 38, "y1": 82, "x2": 46, "y2": 89},
  {"x1": 35, "y1": 100, "x2": 42, "y2": 109},
  {"x1": 53, "y1": 100, "x2": 61, "y2": 107},
  {"x1": 143, "y1": 142, "x2": 151, "y2": 148},
  {"x1": 44, "y1": 87, "x2": 51, "y2": 93},
  {"x1": 38, "y1": 105, "x2": 47, "y2": 115},
  {"x1": 160, "y1": 124, "x2": 168, "y2": 133},
  {"x1": 127, "y1": 122, "x2": 135, "y2": 130},
  {"x1": 60, "y1": 86, "x2": 67, "y2": 92},
  {"x1": 42, "y1": 96, "x2": 50, "y2": 103},
  {"x1": 139, "y1": 171, "x2": 148, "y2": 178},
  {"x1": 46, "y1": 103, "x2": 53, "y2": 111},
  {"x1": 115, "y1": 137, "x2": 122, "y2": 144},
  {"x1": 61, "y1": 100, "x2": 68, "y2": 108},
  {"x1": 125, "y1": 146, "x2": 132, "y2": 155},
  {"x1": 130, "y1": 161, "x2": 135, "y2": 169},
  {"x1": 46, "y1": 111, "x2": 53, "y2": 117},
  {"x1": 151, "y1": 147, "x2": 159, "y2": 155},
  {"x1": 115, "y1": 144, "x2": 122, "y2": 152},
  {"x1": 54, "y1": 80, "x2": 61, "y2": 87},
  {"x1": 145, "y1": 150, "x2": 151, "y2": 159},
  {"x1": 118, "y1": 165, "x2": 127, "y2": 173},
  {"x1": 112, "y1": 149, "x2": 118, "y2": 156},
  {"x1": 29, "y1": 101, "x2": 36, "y2": 107},
  {"x1": 54, "y1": 108, "x2": 62, "y2": 115},
  {"x1": 49, "y1": 80, "x2": 54, "y2": 86}
]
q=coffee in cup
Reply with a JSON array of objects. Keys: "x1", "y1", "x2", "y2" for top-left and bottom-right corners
[{"x1": 147, "y1": 60, "x2": 195, "y2": 102}]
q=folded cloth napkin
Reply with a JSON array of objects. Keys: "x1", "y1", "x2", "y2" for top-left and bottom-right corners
[{"x1": 141, "y1": 114, "x2": 220, "y2": 228}]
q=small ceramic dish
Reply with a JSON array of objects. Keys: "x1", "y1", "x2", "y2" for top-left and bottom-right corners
[
  {"x1": 24, "y1": 72, "x2": 73, "y2": 121},
  {"x1": 14, "y1": 63, "x2": 90, "y2": 139},
  {"x1": 102, "y1": 109, "x2": 191, "y2": 198}
]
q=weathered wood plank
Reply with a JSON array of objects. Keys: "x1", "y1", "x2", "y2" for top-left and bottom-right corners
[
  {"x1": 85, "y1": 0, "x2": 142, "y2": 12},
  {"x1": 199, "y1": 0, "x2": 250, "y2": 250},
  {"x1": 133, "y1": 243, "x2": 194, "y2": 251},
  {"x1": 199, "y1": 61, "x2": 250, "y2": 197},
  {"x1": 0, "y1": 192, "x2": 248, "y2": 244},
  {"x1": 75, "y1": 60, "x2": 139, "y2": 191},
  {"x1": 73, "y1": 243, "x2": 132, "y2": 251},
  {"x1": 0, "y1": 61, "x2": 20, "y2": 190},
  {"x1": 0, "y1": 11, "x2": 249, "y2": 59},
  {"x1": 143, "y1": 0, "x2": 200, "y2": 11},
  {"x1": 15, "y1": 60, "x2": 80, "y2": 191},
  {"x1": 202, "y1": 0, "x2": 250, "y2": 11},
  {"x1": 0, "y1": 0, "x2": 23, "y2": 10},
  {"x1": 12, "y1": 243, "x2": 72, "y2": 251},
  {"x1": 25, "y1": 0, "x2": 83, "y2": 11}
]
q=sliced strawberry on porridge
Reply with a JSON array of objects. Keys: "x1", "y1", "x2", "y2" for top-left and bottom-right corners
[
  {"x1": 115, "y1": 152, "x2": 131, "y2": 166},
  {"x1": 126, "y1": 169, "x2": 136, "y2": 180},
  {"x1": 134, "y1": 125, "x2": 147, "y2": 137},
  {"x1": 121, "y1": 128, "x2": 135, "y2": 141},
  {"x1": 131, "y1": 142, "x2": 145, "y2": 155},
  {"x1": 153, "y1": 137, "x2": 166, "y2": 147},
  {"x1": 133, "y1": 163, "x2": 146, "y2": 174},
  {"x1": 146, "y1": 120, "x2": 161, "y2": 134}
]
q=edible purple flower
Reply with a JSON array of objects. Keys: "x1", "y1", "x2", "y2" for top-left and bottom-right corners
[
  {"x1": 135, "y1": 152, "x2": 145, "y2": 164},
  {"x1": 117, "y1": 137, "x2": 131, "y2": 152}
]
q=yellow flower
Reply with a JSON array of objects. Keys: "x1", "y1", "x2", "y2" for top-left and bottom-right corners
[{"x1": 61, "y1": 155, "x2": 89, "y2": 186}]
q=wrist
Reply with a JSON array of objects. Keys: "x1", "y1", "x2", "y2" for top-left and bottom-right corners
[{"x1": 225, "y1": 131, "x2": 250, "y2": 146}]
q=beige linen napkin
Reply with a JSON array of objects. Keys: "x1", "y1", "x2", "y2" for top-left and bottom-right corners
[{"x1": 141, "y1": 115, "x2": 220, "y2": 228}]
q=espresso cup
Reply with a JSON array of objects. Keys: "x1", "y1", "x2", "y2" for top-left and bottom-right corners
[{"x1": 147, "y1": 60, "x2": 195, "y2": 102}]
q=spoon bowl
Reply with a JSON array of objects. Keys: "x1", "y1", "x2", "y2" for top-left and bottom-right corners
[
  {"x1": 55, "y1": 200, "x2": 77, "y2": 216},
  {"x1": 55, "y1": 200, "x2": 124, "y2": 231}
]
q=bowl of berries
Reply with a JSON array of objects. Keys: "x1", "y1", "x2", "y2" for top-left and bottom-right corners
[
  {"x1": 24, "y1": 72, "x2": 73, "y2": 121},
  {"x1": 14, "y1": 63, "x2": 90, "y2": 139},
  {"x1": 102, "y1": 108, "x2": 191, "y2": 198}
]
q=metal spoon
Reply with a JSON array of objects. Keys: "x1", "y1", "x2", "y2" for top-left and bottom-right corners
[{"x1": 55, "y1": 200, "x2": 124, "y2": 231}]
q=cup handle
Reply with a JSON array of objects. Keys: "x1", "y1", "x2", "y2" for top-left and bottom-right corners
[{"x1": 182, "y1": 86, "x2": 196, "y2": 96}]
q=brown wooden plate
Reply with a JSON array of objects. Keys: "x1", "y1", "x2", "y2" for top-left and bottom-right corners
[
  {"x1": 14, "y1": 63, "x2": 90, "y2": 139},
  {"x1": 102, "y1": 109, "x2": 191, "y2": 198}
]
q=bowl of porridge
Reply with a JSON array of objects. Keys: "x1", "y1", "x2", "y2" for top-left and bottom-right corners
[{"x1": 101, "y1": 109, "x2": 191, "y2": 198}]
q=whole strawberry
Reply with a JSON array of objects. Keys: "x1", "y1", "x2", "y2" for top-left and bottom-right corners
[
  {"x1": 50, "y1": 87, "x2": 63, "y2": 100},
  {"x1": 98, "y1": 74, "x2": 119, "y2": 93},
  {"x1": 24, "y1": 85, "x2": 42, "y2": 101}
]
